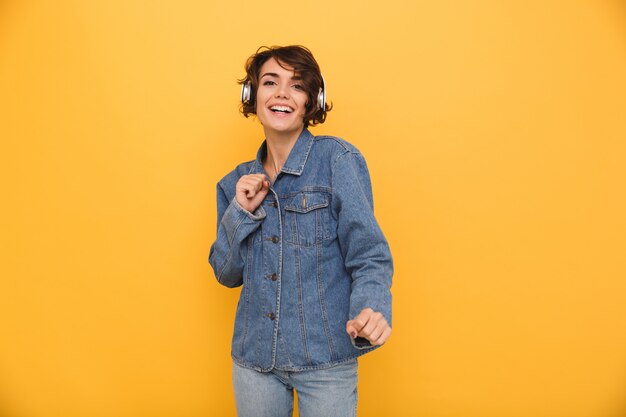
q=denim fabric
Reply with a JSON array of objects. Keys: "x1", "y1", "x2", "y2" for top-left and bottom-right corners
[
  {"x1": 232, "y1": 359, "x2": 358, "y2": 417},
  {"x1": 209, "y1": 128, "x2": 393, "y2": 372}
]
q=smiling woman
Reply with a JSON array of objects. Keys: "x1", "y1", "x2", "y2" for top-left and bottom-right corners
[
  {"x1": 238, "y1": 46, "x2": 331, "y2": 128},
  {"x1": 254, "y1": 59, "x2": 310, "y2": 145},
  {"x1": 208, "y1": 45, "x2": 393, "y2": 417}
]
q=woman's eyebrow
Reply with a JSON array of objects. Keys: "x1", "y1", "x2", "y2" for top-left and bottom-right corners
[{"x1": 260, "y1": 72, "x2": 302, "y2": 80}]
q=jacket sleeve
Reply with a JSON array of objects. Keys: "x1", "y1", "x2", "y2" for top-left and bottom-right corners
[
  {"x1": 208, "y1": 182, "x2": 266, "y2": 288},
  {"x1": 331, "y1": 150, "x2": 393, "y2": 343}
]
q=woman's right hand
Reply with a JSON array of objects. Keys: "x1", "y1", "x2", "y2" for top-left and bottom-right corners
[{"x1": 235, "y1": 174, "x2": 270, "y2": 213}]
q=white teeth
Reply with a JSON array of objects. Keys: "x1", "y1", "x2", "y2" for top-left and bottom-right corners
[{"x1": 270, "y1": 105, "x2": 293, "y2": 113}]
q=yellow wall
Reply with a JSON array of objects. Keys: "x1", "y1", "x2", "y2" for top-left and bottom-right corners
[{"x1": 1, "y1": 1, "x2": 625, "y2": 416}]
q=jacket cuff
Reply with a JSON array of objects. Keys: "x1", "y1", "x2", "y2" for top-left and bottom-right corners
[
  {"x1": 350, "y1": 336, "x2": 375, "y2": 350},
  {"x1": 220, "y1": 198, "x2": 266, "y2": 242},
  {"x1": 230, "y1": 197, "x2": 266, "y2": 221}
]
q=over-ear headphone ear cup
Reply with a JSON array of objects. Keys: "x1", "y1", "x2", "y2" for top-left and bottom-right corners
[
  {"x1": 317, "y1": 88, "x2": 324, "y2": 110},
  {"x1": 241, "y1": 83, "x2": 251, "y2": 104},
  {"x1": 317, "y1": 75, "x2": 326, "y2": 110}
]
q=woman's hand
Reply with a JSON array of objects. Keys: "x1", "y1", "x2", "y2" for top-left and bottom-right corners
[
  {"x1": 235, "y1": 174, "x2": 270, "y2": 213},
  {"x1": 346, "y1": 308, "x2": 392, "y2": 346}
]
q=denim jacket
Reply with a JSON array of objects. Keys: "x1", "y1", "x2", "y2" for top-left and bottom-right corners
[{"x1": 209, "y1": 128, "x2": 393, "y2": 372}]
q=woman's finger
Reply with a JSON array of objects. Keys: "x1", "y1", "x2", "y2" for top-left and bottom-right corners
[{"x1": 372, "y1": 326, "x2": 392, "y2": 346}]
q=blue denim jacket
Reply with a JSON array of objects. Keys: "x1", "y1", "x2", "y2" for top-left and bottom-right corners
[{"x1": 209, "y1": 128, "x2": 393, "y2": 372}]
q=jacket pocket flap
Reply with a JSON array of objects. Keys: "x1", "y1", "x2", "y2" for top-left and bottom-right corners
[{"x1": 284, "y1": 192, "x2": 329, "y2": 213}]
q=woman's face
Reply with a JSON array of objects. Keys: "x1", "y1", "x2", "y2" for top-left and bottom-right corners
[{"x1": 255, "y1": 58, "x2": 308, "y2": 137}]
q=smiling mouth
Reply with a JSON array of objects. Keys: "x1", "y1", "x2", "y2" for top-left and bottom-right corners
[{"x1": 270, "y1": 105, "x2": 294, "y2": 114}]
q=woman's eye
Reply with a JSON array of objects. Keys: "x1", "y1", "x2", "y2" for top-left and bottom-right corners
[
  {"x1": 293, "y1": 84, "x2": 304, "y2": 90},
  {"x1": 263, "y1": 80, "x2": 276, "y2": 86}
]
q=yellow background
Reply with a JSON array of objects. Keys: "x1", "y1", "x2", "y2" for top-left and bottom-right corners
[{"x1": 1, "y1": 1, "x2": 625, "y2": 416}]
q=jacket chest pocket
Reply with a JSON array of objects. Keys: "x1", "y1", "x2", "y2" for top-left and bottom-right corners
[{"x1": 283, "y1": 191, "x2": 333, "y2": 246}]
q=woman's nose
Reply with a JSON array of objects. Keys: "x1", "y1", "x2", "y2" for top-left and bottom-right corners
[{"x1": 275, "y1": 84, "x2": 289, "y2": 99}]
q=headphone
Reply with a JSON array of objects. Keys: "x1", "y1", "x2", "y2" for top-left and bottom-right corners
[{"x1": 241, "y1": 75, "x2": 326, "y2": 111}]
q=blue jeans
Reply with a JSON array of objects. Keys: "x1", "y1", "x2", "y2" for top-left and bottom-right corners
[{"x1": 232, "y1": 359, "x2": 359, "y2": 417}]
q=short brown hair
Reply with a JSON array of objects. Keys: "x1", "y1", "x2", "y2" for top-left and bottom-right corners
[{"x1": 238, "y1": 45, "x2": 332, "y2": 127}]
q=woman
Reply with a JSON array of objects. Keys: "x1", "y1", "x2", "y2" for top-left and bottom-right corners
[{"x1": 209, "y1": 45, "x2": 393, "y2": 417}]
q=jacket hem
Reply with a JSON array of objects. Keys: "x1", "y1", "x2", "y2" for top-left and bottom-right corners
[{"x1": 231, "y1": 347, "x2": 378, "y2": 373}]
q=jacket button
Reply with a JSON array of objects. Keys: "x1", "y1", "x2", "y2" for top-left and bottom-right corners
[
  {"x1": 270, "y1": 201, "x2": 278, "y2": 207},
  {"x1": 269, "y1": 273, "x2": 278, "y2": 281},
  {"x1": 266, "y1": 312, "x2": 275, "y2": 320},
  {"x1": 271, "y1": 236, "x2": 279, "y2": 244}
]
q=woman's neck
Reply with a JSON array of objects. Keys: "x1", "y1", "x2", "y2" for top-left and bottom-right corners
[{"x1": 263, "y1": 127, "x2": 304, "y2": 179}]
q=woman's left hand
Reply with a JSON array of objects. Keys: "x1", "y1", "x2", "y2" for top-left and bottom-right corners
[{"x1": 346, "y1": 308, "x2": 392, "y2": 346}]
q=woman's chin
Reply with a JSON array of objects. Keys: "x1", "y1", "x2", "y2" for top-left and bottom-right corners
[{"x1": 261, "y1": 121, "x2": 304, "y2": 137}]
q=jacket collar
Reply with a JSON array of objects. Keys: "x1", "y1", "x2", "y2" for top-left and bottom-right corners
[{"x1": 251, "y1": 128, "x2": 315, "y2": 176}]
